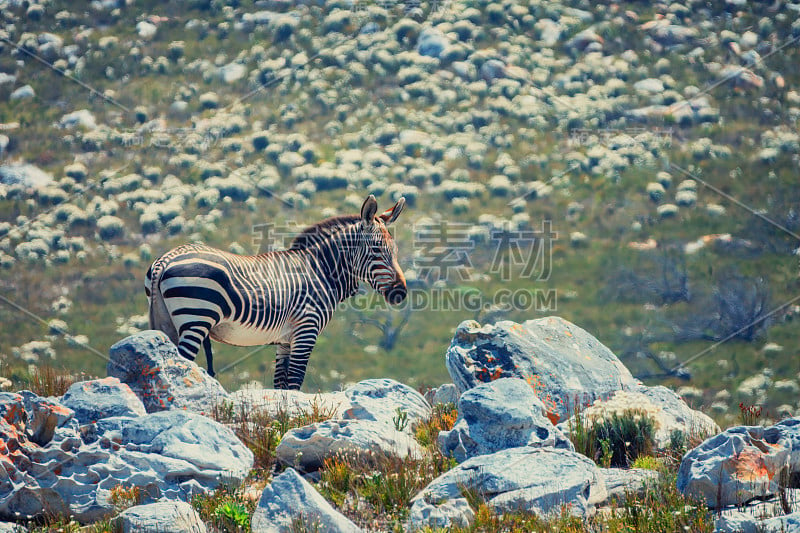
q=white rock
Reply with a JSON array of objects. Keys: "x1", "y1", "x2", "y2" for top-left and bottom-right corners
[
  {"x1": 252, "y1": 468, "x2": 361, "y2": 533},
  {"x1": 9, "y1": 85, "x2": 35, "y2": 100},
  {"x1": 136, "y1": 21, "x2": 157, "y2": 40},
  {"x1": 118, "y1": 501, "x2": 207, "y2": 533},
  {"x1": 276, "y1": 419, "x2": 424, "y2": 471}
]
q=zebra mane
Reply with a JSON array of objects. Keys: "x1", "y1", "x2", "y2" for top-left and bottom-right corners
[{"x1": 288, "y1": 214, "x2": 362, "y2": 250}]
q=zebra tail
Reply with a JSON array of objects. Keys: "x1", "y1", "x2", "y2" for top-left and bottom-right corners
[{"x1": 147, "y1": 257, "x2": 179, "y2": 344}]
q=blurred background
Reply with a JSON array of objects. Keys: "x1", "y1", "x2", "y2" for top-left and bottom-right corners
[{"x1": 0, "y1": 0, "x2": 798, "y2": 428}]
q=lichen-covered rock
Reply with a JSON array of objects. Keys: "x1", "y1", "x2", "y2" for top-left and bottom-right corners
[
  {"x1": 276, "y1": 419, "x2": 423, "y2": 472},
  {"x1": 408, "y1": 447, "x2": 606, "y2": 531},
  {"x1": 342, "y1": 378, "x2": 431, "y2": 433},
  {"x1": 61, "y1": 377, "x2": 146, "y2": 424},
  {"x1": 677, "y1": 424, "x2": 792, "y2": 508},
  {"x1": 438, "y1": 378, "x2": 573, "y2": 462},
  {"x1": 117, "y1": 501, "x2": 207, "y2": 533},
  {"x1": 446, "y1": 318, "x2": 638, "y2": 421},
  {"x1": 0, "y1": 392, "x2": 252, "y2": 522},
  {"x1": 108, "y1": 331, "x2": 229, "y2": 414},
  {"x1": 252, "y1": 468, "x2": 361, "y2": 533}
]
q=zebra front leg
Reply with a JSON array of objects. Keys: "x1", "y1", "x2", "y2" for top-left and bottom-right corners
[
  {"x1": 286, "y1": 327, "x2": 320, "y2": 390},
  {"x1": 274, "y1": 342, "x2": 291, "y2": 389}
]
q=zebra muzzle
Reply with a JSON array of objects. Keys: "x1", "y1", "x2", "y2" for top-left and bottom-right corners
[{"x1": 385, "y1": 284, "x2": 407, "y2": 305}]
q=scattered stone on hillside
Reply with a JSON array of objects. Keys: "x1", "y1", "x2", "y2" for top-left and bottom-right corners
[
  {"x1": 217, "y1": 62, "x2": 247, "y2": 84},
  {"x1": 252, "y1": 468, "x2": 362, "y2": 533},
  {"x1": 0, "y1": 163, "x2": 54, "y2": 188},
  {"x1": 408, "y1": 447, "x2": 606, "y2": 531},
  {"x1": 108, "y1": 330, "x2": 229, "y2": 414},
  {"x1": 136, "y1": 21, "x2": 157, "y2": 40},
  {"x1": 416, "y1": 27, "x2": 449, "y2": 59},
  {"x1": 0, "y1": 392, "x2": 252, "y2": 521},
  {"x1": 566, "y1": 27, "x2": 603, "y2": 51},
  {"x1": 117, "y1": 501, "x2": 207, "y2": 533},
  {"x1": 640, "y1": 19, "x2": 698, "y2": 45},
  {"x1": 61, "y1": 377, "x2": 146, "y2": 424},
  {"x1": 445, "y1": 318, "x2": 638, "y2": 421},
  {"x1": 276, "y1": 419, "x2": 424, "y2": 472},
  {"x1": 600, "y1": 468, "x2": 660, "y2": 503},
  {"x1": 58, "y1": 109, "x2": 97, "y2": 130},
  {"x1": 230, "y1": 387, "x2": 350, "y2": 419},
  {"x1": 633, "y1": 78, "x2": 664, "y2": 94},
  {"x1": 342, "y1": 378, "x2": 431, "y2": 433},
  {"x1": 9, "y1": 85, "x2": 35, "y2": 101},
  {"x1": 439, "y1": 378, "x2": 573, "y2": 462},
  {"x1": 677, "y1": 423, "x2": 796, "y2": 508},
  {"x1": 558, "y1": 386, "x2": 719, "y2": 450}
]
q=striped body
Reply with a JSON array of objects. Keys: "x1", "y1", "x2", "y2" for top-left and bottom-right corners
[{"x1": 145, "y1": 196, "x2": 406, "y2": 389}]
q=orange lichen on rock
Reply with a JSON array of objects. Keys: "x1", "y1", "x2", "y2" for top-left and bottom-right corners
[{"x1": 732, "y1": 446, "x2": 778, "y2": 483}]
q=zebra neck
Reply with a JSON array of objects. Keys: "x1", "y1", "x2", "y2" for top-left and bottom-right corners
[{"x1": 310, "y1": 229, "x2": 360, "y2": 302}]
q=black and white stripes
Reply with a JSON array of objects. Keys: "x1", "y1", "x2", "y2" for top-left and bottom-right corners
[{"x1": 145, "y1": 195, "x2": 406, "y2": 389}]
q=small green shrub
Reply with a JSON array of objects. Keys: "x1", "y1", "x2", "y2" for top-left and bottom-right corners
[
  {"x1": 214, "y1": 501, "x2": 251, "y2": 530},
  {"x1": 631, "y1": 455, "x2": 661, "y2": 471},
  {"x1": 192, "y1": 483, "x2": 256, "y2": 532},
  {"x1": 569, "y1": 407, "x2": 656, "y2": 468}
]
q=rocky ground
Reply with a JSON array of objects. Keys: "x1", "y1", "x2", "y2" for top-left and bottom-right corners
[{"x1": 1, "y1": 317, "x2": 799, "y2": 532}]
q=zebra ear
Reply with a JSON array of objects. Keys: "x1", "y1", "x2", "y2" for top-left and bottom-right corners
[
  {"x1": 379, "y1": 197, "x2": 406, "y2": 225},
  {"x1": 361, "y1": 194, "x2": 378, "y2": 223}
]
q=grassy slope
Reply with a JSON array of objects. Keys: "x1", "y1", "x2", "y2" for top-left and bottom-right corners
[{"x1": 0, "y1": 0, "x2": 797, "y2": 429}]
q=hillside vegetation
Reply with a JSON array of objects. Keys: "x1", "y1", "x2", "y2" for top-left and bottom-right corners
[{"x1": 0, "y1": 0, "x2": 798, "y2": 428}]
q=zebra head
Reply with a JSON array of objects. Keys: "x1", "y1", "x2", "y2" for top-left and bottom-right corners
[{"x1": 359, "y1": 195, "x2": 407, "y2": 305}]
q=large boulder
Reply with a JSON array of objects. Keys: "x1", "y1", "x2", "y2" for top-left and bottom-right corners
[
  {"x1": 61, "y1": 377, "x2": 146, "y2": 424},
  {"x1": 446, "y1": 318, "x2": 638, "y2": 421},
  {"x1": 677, "y1": 424, "x2": 792, "y2": 508},
  {"x1": 0, "y1": 392, "x2": 253, "y2": 522},
  {"x1": 117, "y1": 501, "x2": 207, "y2": 533},
  {"x1": 342, "y1": 378, "x2": 431, "y2": 433},
  {"x1": 408, "y1": 447, "x2": 606, "y2": 531},
  {"x1": 108, "y1": 331, "x2": 229, "y2": 414},
  {"x1": 558, "y1": 386, "x2": 719, "y2": 449},
  {"x1": 252, "y1": 468, "x2": 361, "y2": 533},
  {"x1": 276, "y1": 419, "x2": 423, "y2": 472},
  {"x1": 438, "y1": 378, "x2": 573, "y2": 462}
]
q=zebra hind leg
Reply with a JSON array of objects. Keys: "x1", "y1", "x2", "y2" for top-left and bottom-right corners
[
  {"x1": 175, "y1": 327, "x2": 208, "y2": 366},
  {"x1": 203, "y1": 336, "x2": 215, "y2": 377},
  {"x1": 274, "y1": 343, "x2": 290, "y2": 389}
]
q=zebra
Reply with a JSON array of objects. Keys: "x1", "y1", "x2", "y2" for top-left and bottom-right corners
[{"x1": 144, "y1": 195, "x2": 407, "y2": 389}]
